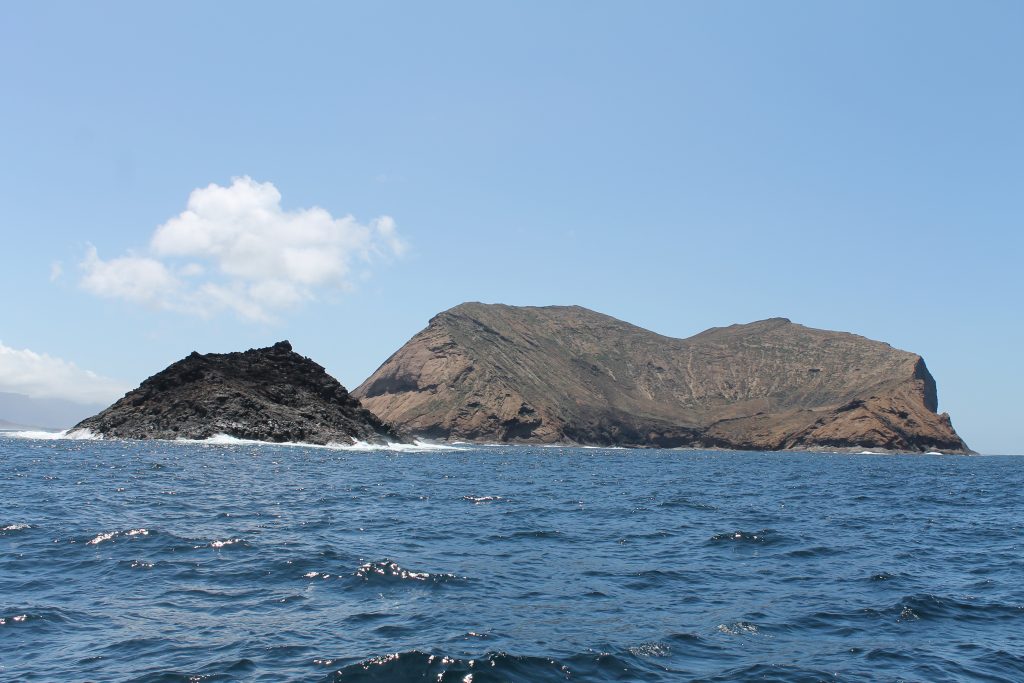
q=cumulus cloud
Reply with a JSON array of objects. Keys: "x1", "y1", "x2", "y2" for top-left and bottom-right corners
[
  {"x1": 78, "y1": 176, "x2": 407, "y2": 321},
  {"x1": 0, "y1": 342, "x2": 128, "y2": 404},
  {"x1": 80, "y1": 247, "x2": 179, "y2": 306}
]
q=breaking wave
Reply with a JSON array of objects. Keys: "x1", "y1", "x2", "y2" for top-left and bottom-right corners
[
  {"x1": 86, "y1": 528, "x2": 150, "y2": 545},
  {"x1": 183, "y1": 434, "x2": 464, "y2": 452},
  {"x1": 6, "y1": 428, "x2": 101, "y2": 440},
  {"x1": 2, "y1": 429, "x2": 461, "y2": 452},
  {"x1": 351, "y1": 560, "x2": 465, "y2": 586}
]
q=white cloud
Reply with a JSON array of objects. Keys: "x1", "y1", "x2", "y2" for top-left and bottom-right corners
[
  {"x1": 49, "y1": 261, "x2": 63, "y2": 282},
  {"x1": 78, "y1": 176, "x2": 407, "y2": 321},
  {"x1": 0, "y1": 341, "x2": 128, "y2": 404},
  {"x1": 81, "y1": 247, "x2": 180, "y2": 306}
]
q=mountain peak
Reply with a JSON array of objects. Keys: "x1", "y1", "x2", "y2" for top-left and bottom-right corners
[{"x1": 75, "y1": 343, "x2": 398, "y2": 445}]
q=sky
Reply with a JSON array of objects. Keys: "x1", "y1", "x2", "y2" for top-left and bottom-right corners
[{"x1": 0, "y1": 2, "x2": 1021, "y2": 453}]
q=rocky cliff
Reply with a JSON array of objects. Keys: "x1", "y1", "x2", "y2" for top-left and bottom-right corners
[
  {"x1": 353, "y1": 303, "x2": 970, "y2": 453},
  {"x1": 75, "y1": 341, "x2": 399, "y2": 444}
]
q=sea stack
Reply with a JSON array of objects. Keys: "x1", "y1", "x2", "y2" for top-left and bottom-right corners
[
  {"x1": 353, "y1": 303, "x2": 971, "y2": 453},
  {"x1": 75, "y1": 341, "x2": 399, "y2": 445}
]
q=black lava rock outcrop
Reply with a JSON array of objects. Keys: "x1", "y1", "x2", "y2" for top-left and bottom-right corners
[
  {"x1": 353, "y1": 303, "x2": 971, "y2": 453},
  {"x1": 75, "y1": 341, "x2": 399, "y2": 444}
]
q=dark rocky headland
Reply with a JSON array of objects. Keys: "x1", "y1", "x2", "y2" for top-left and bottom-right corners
[
  {"x1": 74, "y1": 341, "x2": 399, "y2": 445},
  {"x1": 353, "y1": 303, "x2": 971, "y2": 453}
]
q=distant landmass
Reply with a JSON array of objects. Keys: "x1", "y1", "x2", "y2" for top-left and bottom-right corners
[
  {"x1": 0, "y1": 418, "x2": 51, "y2": 432},
  {"x1": 353, "y1": 303, "x2": 970, "y2": 453},
  {"x1": 74, "y1": 341, "x2": 399, "y2": 445},
  {"x1": 0, "y1": 391, "x2": 104, "y2": 431}
]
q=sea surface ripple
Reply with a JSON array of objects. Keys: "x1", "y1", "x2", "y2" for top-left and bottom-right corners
[{"x1": 1, "y1": 436, "x2": 1022, "y2": 682}]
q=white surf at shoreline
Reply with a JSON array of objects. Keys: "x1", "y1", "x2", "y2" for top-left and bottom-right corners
[
  {"x1": 1, "y1": 430, "x2": 983, "y2": 455},
  {"x1": 178, "y1": 433, "x2": 463, "y2": 452},
  {"x1": 5, "y1": 428, "x2": 102, "y2": 440},
  {"x1": 2, "y1": 429, "x2": 462, "y2": 452}
]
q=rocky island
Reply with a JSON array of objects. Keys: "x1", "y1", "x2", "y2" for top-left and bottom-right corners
[
  {"x1": 74, "y1": 341, "x2": 399, "y2": 445},
  {"x1": 353, "y1": 303, "x2": 971, "y2": 453}
]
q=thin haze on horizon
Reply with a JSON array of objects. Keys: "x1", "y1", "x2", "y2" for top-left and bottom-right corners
[{"x1": 0, "y1": 2, "x2": 1021, "y2": 453}]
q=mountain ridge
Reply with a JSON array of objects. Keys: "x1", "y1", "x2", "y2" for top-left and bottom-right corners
[{"x1": 353, "y1": 303, "x2": 969, "y2": 453}]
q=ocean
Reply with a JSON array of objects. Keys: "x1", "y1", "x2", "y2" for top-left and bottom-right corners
[{"x1": 1, "y1": 435, "x2": 1021, "y2": 682}]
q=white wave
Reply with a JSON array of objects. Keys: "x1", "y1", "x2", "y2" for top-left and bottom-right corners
[
  {"x1": 179, "y1": 433, "x2": 464, "y2": 452},
  {"x1": 1, "y1": 523, "x2": 30, "y2": 532},
  {"x1": 463, "y1": 495, "x2": 505, "y2": 504},
  {"x1": 5, "y1": 428, "x2": 461, "y2": 452},
  {"x1": 343, "y1": 439, "x2": 462, "y2": 452},
  {"x1": 87, "y1": 528, "x2": 148, "y2": 545},
  {"x1": 355, "y1": 560, "x2": 432, "y2": 581},
  {"x1": 88, "y1": 530, "x2": 117, "y2": 545},
  {"x1": 303, "y1": 571, "x2": 332, "y2": 579},
  {"x1": 8, "y1": 430, "x2": 62, "y2": 440},
  {"x1": 193, "y1": 433, "x2": 249, "y2": 445},
  {"x1": 4, "y1": 428, "x2": 102, "y2": 441},
  {"x1": 67, "y1": 428, "x2": 103, "y2": 440}
]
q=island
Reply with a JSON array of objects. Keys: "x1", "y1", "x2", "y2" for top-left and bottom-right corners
[
  {"x1": 353, "y1": 303, "x2": 971, "y2": 453},
  {"x1": 74, "y1": 341, "x2": 399, "y2": 445}
]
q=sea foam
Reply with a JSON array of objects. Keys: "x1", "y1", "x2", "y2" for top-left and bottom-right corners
[
  {"x1": 185, "y1": 433, "x2": 464, "y2": 452},
  {"x1": 2, "y1": 429, "x2": 461, "y2": 452},
  {"x1": 6, "y1": 428, "x2": 102, "y2": 441}
]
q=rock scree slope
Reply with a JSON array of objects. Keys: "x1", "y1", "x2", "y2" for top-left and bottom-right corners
[
  {"x1": 353, "y1": 303, "x2": 970, "y2": 453},
  {"x1": 75, "y1": 341, "x2": 399, "y2": 445}
]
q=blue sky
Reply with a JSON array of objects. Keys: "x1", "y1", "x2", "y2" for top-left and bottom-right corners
[{"x1": 1, "y1": 2, "x2": 1020, "y2": 453}]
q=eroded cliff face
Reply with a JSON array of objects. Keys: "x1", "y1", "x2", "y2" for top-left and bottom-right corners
[
  {"x1": 353, "y1": 304, "x2": 970, "y2": 453},
  {"x1": 75, "y1": 341, "x2": 399, "y2": 445}
]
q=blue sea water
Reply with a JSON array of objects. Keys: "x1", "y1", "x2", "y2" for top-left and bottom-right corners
[{"x1": 1, "y1": 436, "x2": 1022, "y2": 682}]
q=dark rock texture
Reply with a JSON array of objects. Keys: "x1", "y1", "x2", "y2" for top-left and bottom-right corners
[
  {"x1": 353, "y1": 303, "x2": 970, "y2": 453},
  {"x1": 75, "y1": 341, "x2": 399, "y2": 444}
]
